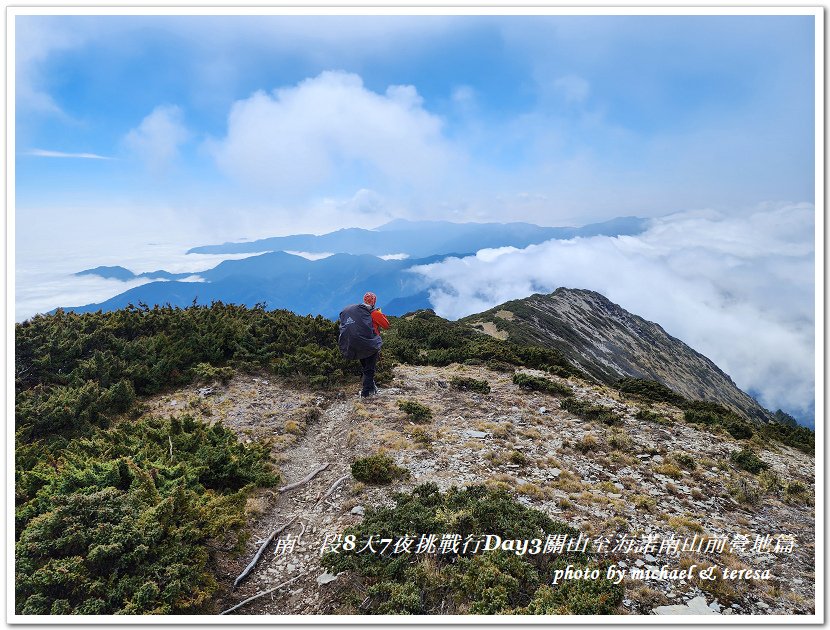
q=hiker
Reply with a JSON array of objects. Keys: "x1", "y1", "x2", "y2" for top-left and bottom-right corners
[{"x1": 338, "y1": 291, "x2": 390, "y2": 398}]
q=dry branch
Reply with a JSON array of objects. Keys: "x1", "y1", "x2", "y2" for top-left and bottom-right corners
[
  {"x1": 278, "y1": 462, "x2": 330, "y2": 493},
  {"x1": 221, "y1": 571, "x2": 308, "y2": 614},
  {"x1": 233, "y1": 515, "x2": 297, "y2": 589},
  {"x1": 314, "y1": 474, "x2": 349, "y2": 510}
]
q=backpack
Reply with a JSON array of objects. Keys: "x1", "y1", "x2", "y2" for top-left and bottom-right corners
[{"x1": 338, "y1": 304, "x2": 382, "y2": 360}]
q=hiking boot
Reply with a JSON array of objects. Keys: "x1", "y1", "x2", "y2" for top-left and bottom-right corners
[{"x1": 359, "y1": 385, "x2": 379, "y2": 398}]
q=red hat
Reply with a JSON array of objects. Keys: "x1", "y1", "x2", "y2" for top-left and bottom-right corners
[{"x1": 363, "y1": 291, "x2": 377, "y2": 307}]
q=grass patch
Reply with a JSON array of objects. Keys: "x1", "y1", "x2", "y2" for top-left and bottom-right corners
[
  {"x1": 727, "y1": 476, "x2": 762, "y2": 506},
  {"x1": 654, "y1": 463, "x2": 683, "y2": 479},
  {"x1": 670, "y1": 451, "x2": 697, "y2": 470},
  {"x1": 575, "y1": 434, "x2": 600, "y2": 453}
]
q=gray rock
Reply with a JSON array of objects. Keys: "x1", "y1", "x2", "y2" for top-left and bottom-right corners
[
  {"x1": 708, "y1": 600, "x2": 721, "y2": 612},
  {"x1": 644, "y1": 553, "x2": 657, "y2": 562},
  {"x1": 316, "y1": 573, "x2": 338, "y2": 585},
  {"x1": 463, "y1": 429, "x2": 488, "y2": 439},
  {"x1": 653, "y1": 595, "x2": 719, "y2": 615},
  {"x1": 652, "y1": 455, "x2": 664, "y2": 463},
  {"x1": 756, "y1": 601, "x2": 770, "y2": 610},
  {"x1": 539, "y1": 407, "x2": 547, "y2": 414},
  {"x1": 549, "y1": 468, "x2": 561, "y2": 478},
  {"x1": 351, "y1": 505, "x2": 365, "y2": 516}
]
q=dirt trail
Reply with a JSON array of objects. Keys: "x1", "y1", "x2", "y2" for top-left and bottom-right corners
[
  {"x1": 217, "y1": 393, "x2": 365, "y2": 615},
  {"x1": 144, "y1": 365, "x2": 816, "y2": 617}
]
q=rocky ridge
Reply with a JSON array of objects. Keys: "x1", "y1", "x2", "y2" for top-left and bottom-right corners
[
  {"x1": 462, "y1": 288, "x2": 771, "y2": 423},
  {"x1": 142, "y1": 361, "x2": 815, "y2": 617}
]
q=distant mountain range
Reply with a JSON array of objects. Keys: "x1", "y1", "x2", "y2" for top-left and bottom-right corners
[
  {"x1": 68, "y1": 251, "x2": 451, "y2": 318},
  {"x1": 185, "y1": 216, "x2": 648, "y2": 256},
  {"x1": 75, "y1": 266, "x2": 192, "y2": 281},
  {"x1": 66, "y1": 217, "x2": 649, "y2": 317}
]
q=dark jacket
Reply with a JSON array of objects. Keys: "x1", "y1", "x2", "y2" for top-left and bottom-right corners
[{"x1": 338, "y1": 303, "x2": 382, "y2": 360}]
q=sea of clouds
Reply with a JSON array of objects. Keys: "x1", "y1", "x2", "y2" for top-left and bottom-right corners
[{"x1": 409, "y1": 202, "x2": 816, "y2": 424}]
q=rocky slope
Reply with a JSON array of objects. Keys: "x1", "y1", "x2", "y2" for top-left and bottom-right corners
[
  {"x1": 462, "y1": 288, "x2": 771, "y2": 423},
  {"x1": 140, "y1": 363, "x2": 815, "y2": 617}
]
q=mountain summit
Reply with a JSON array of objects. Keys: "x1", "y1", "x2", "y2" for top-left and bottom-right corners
[{"x1": 462, "y1": 288, "x2": 770, "y2": 423}]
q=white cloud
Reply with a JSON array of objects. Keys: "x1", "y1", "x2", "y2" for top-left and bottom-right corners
[
  {"x1": 410, "y1": 202, "x2": 815, "y2": 419},
  {"x1": 451, "y1": 85, "x2": 476, "y2": 109},
  {"x1": 553, "y1": 75, "x2": 590, "y2": 103},
  {"x1": 25, "y1": 148, "x2": 112, "y2": 159},
  {"x1": 15, "y1": 17, "x2": 86, "y2": 117},
  {"x1": 124, "y1": 105, "x2": 190, "y2": 170},
  {"x1": 207, "y1": 71, "x2": 457, "y2": 195}
]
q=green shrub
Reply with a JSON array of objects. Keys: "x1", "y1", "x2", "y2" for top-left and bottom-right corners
[
  {"x1": 191, "y1": 362, "x2": 234, "y2": 384},
  {"x1": 757, "y1": 421, "x2": 814, "y2": 454},
  {"x1": 561, "y1": 398, "x2": 620, "y2": 425},
  {"x1": 397, "y1": 400, "x2": 433, "y2": 423},
  {"x1": 512, "y1": 373, "x2": 572, "y2": 397},
  {"x1": 683, "y1": 401, "x2": 753, "y2": 440},
  {"x1": 321, "y1": 483, "x2": 620, "y2": 615},
  {"x1": 616, "y1": 378, "x2": 686, "y2": 407},
  {"x1": 15, "y1": 416, "x2": 277, "y2": 614},
  {"x1": 486, "y1": 360, "x2": 515, "y2": 373},
  {"x1": 382, "y1": 311, "x2": 583, "y2": 378},
  {"x1": 521, "y1": 564, "x2": 623, "y2": 614},
  {"x1": 351, "y1": 454, "x2": 409, "y2": 485},
  {"x1": 450, "y1": 376, "x2": 491, "y2": 394},
  {"x1": 729, "y1": 448, "x2": 769, "y2": 474}
]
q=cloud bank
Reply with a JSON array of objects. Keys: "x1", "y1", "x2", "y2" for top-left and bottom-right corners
[{"x1": 410, "y1": 202, "x2": 815, "y2": 421}]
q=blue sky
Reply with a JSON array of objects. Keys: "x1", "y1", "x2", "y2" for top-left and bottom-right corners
[
  {"x1": 14, "y1": 13, "x2": 819, "y2": 423},
  {"x1": 16, "y1": 14, "x2": 815, "y2": 242}
]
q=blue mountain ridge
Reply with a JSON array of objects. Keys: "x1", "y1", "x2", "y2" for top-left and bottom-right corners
[
  {"x1": 185, "y1": 216, "x2": 648, "y2": 256},
  {"x1": 62, "y1": 251, "x2": 469, "y2": 319},
  {"x1": 75, "y1": 266, "x2": 192, "y2": 281},
  {"x1": 64, "y1": 217, "x2": 648, "y2": 318}
]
